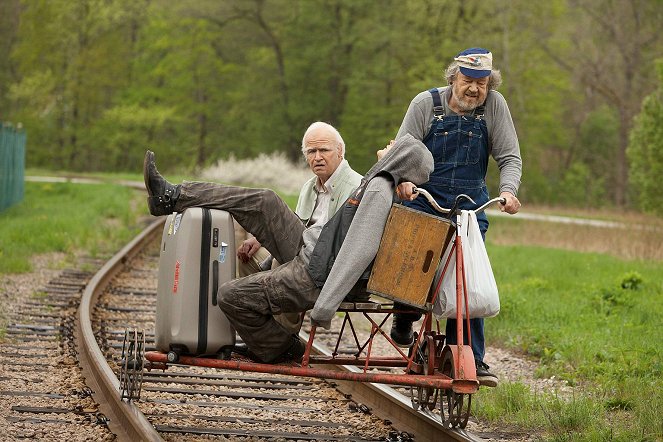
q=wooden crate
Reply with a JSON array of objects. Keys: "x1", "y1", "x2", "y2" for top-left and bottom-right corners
[{"x1": 367, "y1": 204, "x2": 454, "y2": 309}]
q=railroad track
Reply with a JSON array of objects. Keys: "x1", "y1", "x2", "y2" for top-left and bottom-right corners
[{"x1": 2, "y1": 219, "x2": 486, "y2": 441}]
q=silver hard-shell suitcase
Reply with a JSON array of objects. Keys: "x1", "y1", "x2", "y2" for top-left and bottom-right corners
[{"x1": 155, "y1": 208, "x2": 236, "y2": 361}]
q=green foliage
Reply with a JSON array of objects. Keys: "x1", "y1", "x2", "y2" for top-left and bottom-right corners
[
  {"x1": 619, "y1": 271, "x2": 643, "y2": 290},
  {"x1": 558, "y1": 162, "x2": 604, "y2": 207},
  {"x1": 0, "y1": 181, "x2": 145, "y2": 273},
  {"x1": 627, "y1": 59, "x2": 663, "y2": 215},
  {"x1": 2, "y1": 0, "x2": 663, "y2": 209},
  {"x1": 0, "y1": 0, "x2": 20, "y2": 114},
  {"x1": 473, "y1": 383, "x2": 652, "y2": 440}
]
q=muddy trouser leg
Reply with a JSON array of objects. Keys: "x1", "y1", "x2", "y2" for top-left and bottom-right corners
[
  {"x1": 217, "y1": 254, "x2": 319, "y2": 362},
  {"x1": 175, "y1": 182, "x2": 304, "y2": 264}
]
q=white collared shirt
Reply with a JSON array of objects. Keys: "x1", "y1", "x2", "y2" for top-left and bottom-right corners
[
  {"x1": 307, "y1": 164, "x2": 343, "y2": 228},
  {"x1": 300, "y1": 163, "x2": 346, "y2": 262}
]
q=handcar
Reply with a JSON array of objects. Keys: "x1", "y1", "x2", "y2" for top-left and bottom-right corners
[{"x1": 123, "y1": 192, "x2": 505, "y2": 429}]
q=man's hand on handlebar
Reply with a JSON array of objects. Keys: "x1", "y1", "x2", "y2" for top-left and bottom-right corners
[
  {"x1": 396, "y1": 181, "x2": 417, "y2": 201},
  {"x1": 499, "y1": 191, "x2": 521, "y2": 214},
  {"x1": 237, "y1": 237, "x2": 261, "y2": 263}
]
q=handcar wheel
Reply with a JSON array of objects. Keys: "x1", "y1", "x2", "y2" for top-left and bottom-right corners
[
  {"x1": 408, "y1": 335, "x2": 438, "y2": 411},
  {"x1": 119, "y1": 329, "x2": 145, "y2": 401},
  {"x1": 118, "y1": 330, "x2": 129, "y2": 399},
  {"x1": 439, "y1": 350, "x2": 472, "y2": 429}
]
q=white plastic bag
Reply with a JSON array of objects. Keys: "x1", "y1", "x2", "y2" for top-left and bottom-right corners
[{"x1": 432, "y1": 210, "x2": 500, "y2": 319}]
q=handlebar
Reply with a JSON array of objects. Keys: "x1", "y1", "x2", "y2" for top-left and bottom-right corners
[
  {"x1": 412, "y1": 187, "x2": 506, "y2": 214},
  {"x1": 474, "y1": 196, "x2": 508, "y2": 214}
]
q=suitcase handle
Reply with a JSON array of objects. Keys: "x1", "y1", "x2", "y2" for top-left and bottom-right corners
[{"x1": 212, "y1": 260, "x2": 219, "y2": 306}]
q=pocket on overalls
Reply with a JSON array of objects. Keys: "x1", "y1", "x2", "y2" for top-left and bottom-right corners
[
  {"x1": 460, "y1": 128, "x2": 482, "y2": 165},
  {"x1": 432, "y1": 129, "x2": 462, "y2": 166},
  {"x1": 432, "y1": 125, "x2": 482, "y2": 166},
  {"x1": 430, "y1": 131, "x2": 447, "y2": 165}
]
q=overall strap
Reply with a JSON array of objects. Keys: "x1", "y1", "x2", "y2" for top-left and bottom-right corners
[
  {"x1": 473, "y1": 90, "x2": 490, "y2": 119},
  {"x1": 473, "y1": 102, "x2": 487, "y2": 119},
  {"x1": 429, "y1": 88, "x2": 445, "y2": 120}
]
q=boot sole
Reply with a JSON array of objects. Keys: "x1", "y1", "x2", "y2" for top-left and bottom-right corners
[
  {"x1": 478, "y1": 375, "x2": 498, "y2": 388},
  {"x1": 143, "y1": 150, "x2": 155, "y2": 196}
]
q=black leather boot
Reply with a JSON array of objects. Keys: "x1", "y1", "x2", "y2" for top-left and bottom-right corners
[
  {"x1": 143, "y1": 150, "x2": 180, "y2": 216},
  {"x1": 390, "y1": 314, "x2": 415, "y2": 348},
  {"x1": 271, "y1": 335, "x2": 305, "y2": 364}
]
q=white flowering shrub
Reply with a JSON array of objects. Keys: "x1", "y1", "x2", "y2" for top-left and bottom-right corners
[{"x1": 200, "y1": 152, "x2": 313, "y2": 194}]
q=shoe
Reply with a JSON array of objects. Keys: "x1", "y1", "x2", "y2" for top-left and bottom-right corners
[
  {"x1": 231, "y1": 342, "x2": 267, "y2": 363},
  {"x1": 232, "y1": 343, "x2": 250, "y2": 356},
  {"x1": 232, "y1": 343, "x2": 265, "y2": 363},
  {"x1": 143, "y1": 150, "x2": 180, "y2": 216},
  {"x1": 390, "y1": 317, "x2": 415, "y2": 348},
  {"x1": 233, "y1": 336, "x2": 305, "y2": 364},
  {"x1": 271, "y1": 335, "x2": 306, "y2": 364},
  {"x1": 476, "y1": 360, "x2": 498, "y2": 387}
]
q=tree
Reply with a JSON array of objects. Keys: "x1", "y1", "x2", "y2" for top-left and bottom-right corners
[
  {"x1": 535, "y1": 0, "x2": 663, "y2": 207},
  {"x1": 10, "y1": 0, "x2": 147, "y2": 170},
  {"x1": 627, "y1": 60, "x2": 663, "y2": 215},
  {"x1": 0, "y1": 0, "x2": 21, "y2": 119}
]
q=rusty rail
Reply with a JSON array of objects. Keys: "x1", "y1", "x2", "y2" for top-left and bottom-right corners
[{"x1": 74, "y1": 218, "x2": 164, "y2": 442}]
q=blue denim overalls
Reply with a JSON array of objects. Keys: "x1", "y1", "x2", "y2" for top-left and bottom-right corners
[{"x1": 404, "y1": 87, "x2": 491, "y2": 362}]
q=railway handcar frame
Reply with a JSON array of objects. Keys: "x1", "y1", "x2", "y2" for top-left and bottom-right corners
[{"x1": 137, "y1": 192, "x2": 505, "y2": 429}]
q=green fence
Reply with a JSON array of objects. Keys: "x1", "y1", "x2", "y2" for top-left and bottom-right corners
[{"x1": 1, "y1": 122, "x2": 26, "y2": 212}]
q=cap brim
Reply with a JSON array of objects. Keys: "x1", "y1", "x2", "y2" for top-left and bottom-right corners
[{"x1": 459, "y1": 66, "x2": 491, "y2": 78}]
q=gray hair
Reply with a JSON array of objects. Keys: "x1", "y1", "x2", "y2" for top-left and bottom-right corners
[
  {"x1": 444, "y1": 62, "x2": 502, "y2": 90},
  {"x1": 301, "y1": 121, "x2": 346, "y2": 158}
]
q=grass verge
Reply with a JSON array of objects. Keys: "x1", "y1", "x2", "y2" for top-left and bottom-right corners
[
  {"x1": 474, "y1": 241, "x2": 663, "y2": 440},
  {"x1": 0, "y1": 181, "x2": 148, "y2": 273},
  {"x1": 0, "y1": 179, "x2": 299, "y2": 274}
]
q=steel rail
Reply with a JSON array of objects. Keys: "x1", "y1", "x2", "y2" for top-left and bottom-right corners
[
  {"x1": 299, "y1": 330, "x2": 484, "y2": 442},
  {"x1": 74, "y1": 218, "x2": 165, "y2": 442},
  {"x1": 76, "y1": 217, "x2": 482, "y2": 442}
]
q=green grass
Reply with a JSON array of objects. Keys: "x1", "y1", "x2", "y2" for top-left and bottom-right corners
[
  {"x1": 0, "y1": 179, "x2": 299, "y2": 274},
  {"x1": 0, "y1": 181, "x2": 147, "y2": 273},
  {"x1": 473, "y1": 242, "x2": 663, "y2": 440}
]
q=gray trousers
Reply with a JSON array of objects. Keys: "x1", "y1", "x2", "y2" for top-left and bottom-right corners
[{"x1": 175, "y1": 181, "x2": 319, "y2": 362}]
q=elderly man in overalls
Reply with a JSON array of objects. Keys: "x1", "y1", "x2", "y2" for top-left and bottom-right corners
[{"x1": 391, "y1": 47, "x2": 523, "y2": 387}]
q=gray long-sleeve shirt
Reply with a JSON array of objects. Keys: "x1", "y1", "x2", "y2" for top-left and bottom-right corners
[{"x1": 396, "y1": 87, "x2": 522, "y2": 196}]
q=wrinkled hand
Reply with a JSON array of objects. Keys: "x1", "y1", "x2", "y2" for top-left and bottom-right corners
[
  {"x1": 237, "y1": 237, "x2": 261, "y2": 263},
  {"x1": 396, "y1": 181, "x2": 417, "y2": 201},
  {"x1": 499, "y1": 191, "x2": 521, "y2": 214}
]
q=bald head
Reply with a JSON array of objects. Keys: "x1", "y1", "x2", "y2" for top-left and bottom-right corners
[{"x1": 301, "y1": 122, "x2": 345, "y2": 184}]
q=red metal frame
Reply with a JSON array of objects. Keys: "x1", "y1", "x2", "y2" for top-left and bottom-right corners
[{"x1": 144, "y1": 217, "x2": 479, "y2": 395}]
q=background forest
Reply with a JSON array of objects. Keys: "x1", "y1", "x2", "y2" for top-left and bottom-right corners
[{"x1": 1, "y1": 0, "x2": 663, "y2": 213}]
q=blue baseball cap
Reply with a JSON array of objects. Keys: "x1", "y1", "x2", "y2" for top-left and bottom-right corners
[{"x1": 454, "y1": 47, "x2": 492, "y2": 78}]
